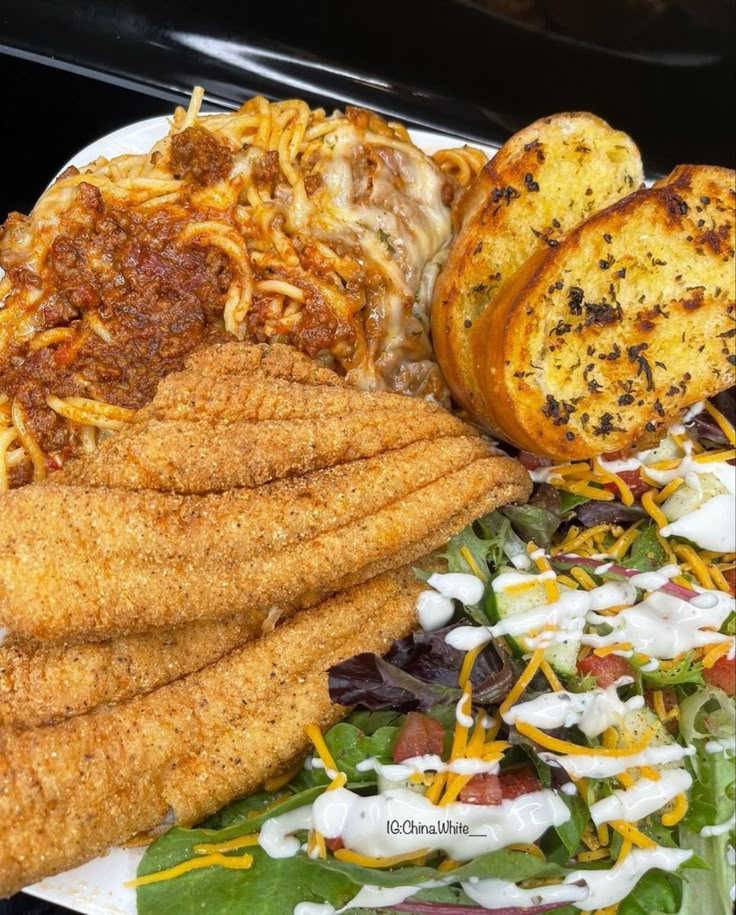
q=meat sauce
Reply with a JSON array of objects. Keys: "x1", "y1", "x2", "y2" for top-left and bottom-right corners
[
  {"x1": 1, "y1": 113, "x2": 455, "y2": 484},
  {"x1": 0, "y1": 174, "x2": 233, "y2": 475}
]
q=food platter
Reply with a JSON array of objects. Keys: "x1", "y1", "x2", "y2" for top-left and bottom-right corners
[
  {"x1": 20, "y1": 117, "x2": 496, "y2": 915},
  {"x1": 2, "y1": 94, "x2": 733, "y2": 915}
]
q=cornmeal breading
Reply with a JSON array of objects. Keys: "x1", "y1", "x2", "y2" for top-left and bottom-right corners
[{"x1": 0, "y1": 567, "x2": 424, "y2": 897}]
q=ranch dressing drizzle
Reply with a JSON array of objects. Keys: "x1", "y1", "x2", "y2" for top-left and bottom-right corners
[
  {"x1": 259, "y1": 805, "x2": 314, "y2": 858},
  {"x1": 416, "y1": 590, "x2": 454, "y2": 631},
  {"x1": 449, "y1": 565, "x2": 734, "y2": 659},
  {"x1": 416, "y1": 572, "x2": 485, "y2": 631},
  {"x1": 356, "y1": 754, "x2": 500, "y2": 780},
  {"x1": 294, "y1": 880, "x2": 449, "y2": 915},
  {"x1": 700, "y1": 812, "x2": 736, "y2": 837},
  {"x1": 461, "y1": 878, "x2": 589, "y2": 909},
  {"x1": 265, "y1": 787, "x2": 569, "y2": 862},
  {"x1": 584, "y1": 588, "x2": 734, "y2": 659},
  {"x1": 540, "y1": 743, "x2": 696, "y2": 779},
  {"x1": 562, "y1": 847, "x2": 693, "y2": 910},
  {"x1": 589, "y1": 769, "x2": 693, "y2": 825},
  {"x1": 502, "y1": 679, "x2": 644, "y2": 738},
  {"x1": 427, "y1": 572, "x2": 485, "y2": 605}
]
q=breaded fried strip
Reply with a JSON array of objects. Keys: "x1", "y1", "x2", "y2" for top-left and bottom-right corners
[
  {"x1": 55, "y1": 410, "x2": 468, "y2": 494},
  {"x1": 0, "y1": 567, "x2": 424, "y2": 897},
  {"x1": 0, "y1": 438, "x2": 530, "y2": 640},
  {"x1": 0, "y1": 612, "x2": 278, "y2": 730},
  {"x1": 57, "y1": 341, "x2": 472, "y2": 494}
]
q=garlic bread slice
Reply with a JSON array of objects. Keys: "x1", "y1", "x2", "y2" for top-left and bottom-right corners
[
  {"x1": 469, "y1": 164, "x2": 736, "y2": 459},
  {"x1": 432, "y1": 112, "x2": 643, "y2": 414}
]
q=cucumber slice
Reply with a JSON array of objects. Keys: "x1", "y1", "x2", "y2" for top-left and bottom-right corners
[
  {"x1": 662, "y1": 472, "x2": 728, "y2": 522},
  {"x1": 620, "y1": 706, "x2": 674, "y2": 748},
  {"x1": 493, "y1": 569, "x2": 580, "y2": 677}
]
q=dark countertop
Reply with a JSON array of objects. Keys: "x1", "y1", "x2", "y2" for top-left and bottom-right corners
[{"x1": 0, "y1": 6, "x2": 734, "y2": 908}]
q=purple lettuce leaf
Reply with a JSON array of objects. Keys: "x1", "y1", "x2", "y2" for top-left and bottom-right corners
[{"x1": 328, "y1": 626, "x2": 516, "y2": 712}]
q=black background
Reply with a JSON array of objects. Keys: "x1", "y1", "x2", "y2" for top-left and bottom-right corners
[{"x1": 0, "y1": 0, "x2": 734, "y2": 911}]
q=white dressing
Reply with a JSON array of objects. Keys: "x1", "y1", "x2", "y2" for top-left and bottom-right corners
[
  {"x1": 259, "y1": 805, "x2": 314, "y2": 858},
  {"x1": 427, "y1": 572, "x2": 485, "y2": 606},
  {"x1": 589, "y1": 769, "x2": 692, "y2": 825},
  {"x1": 461, "y1": 877, "x2": 589, "y2": 909},
  {"x1": 445, "y1": 625, "x2": 492, "y2": 652},
  {"x1": 294, "y1": 880, "x2": 449, "y2": 915},
  {"x1": 356, "y1": 754, "x2": 500, "y2": 780},
  {"x1": 564, "y1": 847, "x2": 693, "y2": 909},
  {"x1": 700, "y1": 812, "x2": 736, "y2": 837},
  {"x1": 308, "y1": 787, "x2": 569, "y2": 861},
  {"x1": 540, "y1": 743, "x2": 695, "y2": 779},
  {"x1": 416, "y1": 590, "x2": 454, "y2": 631},
  {"x1": 455, "y1": 694, "x2": 474, "y2": 727},
  {"x1": 584, "y1": 588, "x2": 734, "y2": 659},
  {"x1": 502, "y1": 680, "x2": 644, "y2": 738},
  {"x1": 705, "y1": 736, "x2": 736, "y2": 755}
]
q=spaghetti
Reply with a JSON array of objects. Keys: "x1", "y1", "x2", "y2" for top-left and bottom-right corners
[{"x1": 0, "y1": 90, "x2": 485, "y2": 490}]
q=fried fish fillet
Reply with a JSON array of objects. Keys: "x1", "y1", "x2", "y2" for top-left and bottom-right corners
[
  {"x1": 0, "y1": 566, "x2": 424, "y2": 898},
  {"x1": 0, "y1": 427, "x2": 530, "y2": 643},
  {"x1": 54, "y1": 342, "x2": 469, "y2": 494},
  {"x1": 0, "y1": 612, "x2": 281, "y2": 730}
]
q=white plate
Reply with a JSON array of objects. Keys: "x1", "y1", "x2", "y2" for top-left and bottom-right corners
[{"x1": 22, "y1": 115, "x2": 495, "y2": 915}]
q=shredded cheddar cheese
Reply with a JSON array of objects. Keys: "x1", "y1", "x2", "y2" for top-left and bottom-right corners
[
  {"x1": 702, "y1": 641, "x2": 732, "y2": 668},
  {"x1": 263, "y1": 762, "x2": 303, "y2": 792},
  {"x1": 540, "y1": 659, "x2": 563, "y2": 692},
  {"x1": 334, "y1": 847, "x2": 431, "y2": 868},
  {"x1": 704, "y1": 399, "x2": 736, "y2": 444},
  {"x1": 194, "y1": 834, "x2": 260, "y2": 855},
  {"x1": 641, "y1": 490, "x2": 669, "y2": 530},
  {"x1": 578, "y1": 848, "x2": 610, "y2": 862},
  {"x1": 661, "y1": 793, "x2": 689, "y2": 826},
  {"x1": 672, "y1": 544, "x2": 714, "y2": 589},
  {"x1": 499, "y1": 648, "x2": 546, "y2": 716},
  {"x1": 609, "y1": 821, "x2": 657, "y2": 850},
  {"x1": 508, "y1": 843, "x2": 546, "y2": 860},
  {"x1": 515, "y1": 721, "x2": 654, "y2": 757},
  {"x1": 459, "y1": 544, "x2": 485, "y2": 580},
  {"x1": 304, "y1": 723, "x2": 339, "y2": 776},
  {"x1": 458, "y1": 644, "x2": 484, "y2": 689},
  {"x1": 593, "y1": 643, "x2": 634, "y2": 657},
  {"x1": 571, "y1": 566, "x2": 599, "y2": 591},
  {"x1": 653, "y1": 477, "x2": 684, "y2": 503},
  {"x1": 608, "y1": 521, "x2": 644, "y2": 560},
  {"x1": 593, "y1": 459, "x2": 635, "y2": 506},
  {"x1": 127, "y1": 852, "x2": 254, "y2": 887}
]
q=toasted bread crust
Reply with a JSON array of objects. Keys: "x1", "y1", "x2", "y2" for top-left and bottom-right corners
[
  {"x1": 431, "y1": 113, "x2": 644, "y2": 413},
  {"x1": 470, "y1": 165, "x2": 736, "y2": 459}
]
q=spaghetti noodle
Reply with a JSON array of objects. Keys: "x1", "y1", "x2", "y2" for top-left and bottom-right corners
[{"x1": 0, "y1": 90, "x2": 485, "y2": 490}]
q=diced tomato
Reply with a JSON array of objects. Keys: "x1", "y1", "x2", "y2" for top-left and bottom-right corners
[
  {"x1": 392, "y1": 712, "x2": 445, "y2": 763},
  {"x1": 703, "y1": 655, "x2": 736, "y2": 697},
  {"x1": 517, "y1": 451, "x2": 553, "y2": 472},
  {"x1": 324, "y1": 835, "x2": 344, "y2": 852},
  {"x1": 723, "y1": 568, "x2": 736, "y2": 596},
  {"x1": 498, "y1": 766, "x2": 542, "y2": 800},
  {"x1": 578, "y1": 653, "x2": 633, "y2": 688},
  {"x1": 644, "y1": 687, "x2": 679, "y2": 733},
  {"x1": 601, "y1": 450, "x2": 628, "y2": 461},
  {"x1": 458, "y1": 773, "x2": 502, "y2": 805},
  {"x1": 602, "y1": 469, "x2": 649, "y2": 501}
]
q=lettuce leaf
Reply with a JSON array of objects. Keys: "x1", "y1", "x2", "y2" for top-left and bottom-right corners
[
  {"x1": 622, "y1": 522, "x2": 668, "y2": 571},
  {"x1": 617, "y1": 869, "x2": 682, "y2": 915},
  {"x1": 677, "y1": 687, "x2": 736, "y2": 915},
  {"x1": 137, "y1": 805, "x2": 575, "y2": 915},
  {"x1": 328, "y1": 626, "x2": 515, "y2": 712}
]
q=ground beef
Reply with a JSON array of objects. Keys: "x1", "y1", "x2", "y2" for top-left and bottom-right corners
[
  {"x1": 170, "y1": 127, "x2": 234, "y2": 186},
  {"x1": 0, "y1": 190, "x2": 234, "y2": 452}
]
